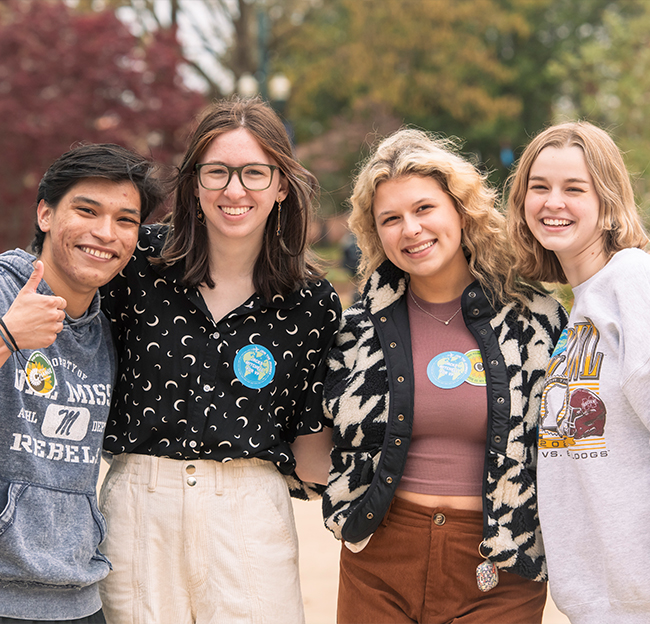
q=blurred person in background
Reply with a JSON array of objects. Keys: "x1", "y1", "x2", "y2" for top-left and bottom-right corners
[
  {"x1": 322, "y1": 128, "x2": 567, "y2": 623},
  {"x1": 508, "y1": 121, "x2": 650, "y2": 624},
  {"x1": 98, "y1": 97, "x2": 341, "y2": 624},
  {"x1": 0, "y1": 144, "x2": 163, "y2": 623}
]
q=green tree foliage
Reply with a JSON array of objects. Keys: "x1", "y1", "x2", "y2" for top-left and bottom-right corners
[
  {"x1": 281, "y1": 0, "x2": 528, "y2": 139},
  {"x1": 276, "y1": 0, "x2": 559, "y2": 212},
  {"x1": 547, "y1": 0, "x2": 650, "y2": 208},
  {"x1": 0, "y1": 0, "x2": 206, "y2": 252},
  {"x1": 89, "y1": 0, "x2": 315, "y2": 98}
]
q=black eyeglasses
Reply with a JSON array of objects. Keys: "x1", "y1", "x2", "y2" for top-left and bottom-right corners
[{"x1": 195, "y1": 163, "x2": 279, "y2": 191}]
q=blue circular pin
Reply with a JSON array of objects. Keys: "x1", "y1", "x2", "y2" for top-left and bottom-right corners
[
  {"x1": 234, "y1": 344, "x2": 276, "y2": 389},
  {"x1": 552, "y1": 328, "x2": 568, "y2": 358},
  {"x1": 427, "y1": 351, "x2": 471, "y2": 389}
]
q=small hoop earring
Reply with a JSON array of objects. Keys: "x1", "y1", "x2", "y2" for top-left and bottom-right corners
[
  {"x1": 196, "y1": 198, "x2": 205, "y2": 224},
  {"x1": 276, "y1": 200, "x2": 282, "y2": 237}
]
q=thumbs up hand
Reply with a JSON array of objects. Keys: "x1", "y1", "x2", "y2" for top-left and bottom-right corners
[{"x1": 1, "y1": 261, "x2": 67, "y2": 351}]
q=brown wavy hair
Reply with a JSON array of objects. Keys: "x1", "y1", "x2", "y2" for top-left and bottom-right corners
[
  {"x1": 506, "y1": 121, "x2": 648, "y2": 284},
  {"x1": 349, "y1": 128, "x2": 527, "y2": 306},
  {"x1": 157, "y1": 96, "x2": 321, "y2": 300}
]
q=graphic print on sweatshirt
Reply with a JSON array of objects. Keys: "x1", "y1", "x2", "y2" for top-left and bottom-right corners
[
  {"x1": 539, "y1": 318, "x2": 608, "y2": 459},
  {"x1": 7, "y1": 355, "x2": 109, "y2": 466}
]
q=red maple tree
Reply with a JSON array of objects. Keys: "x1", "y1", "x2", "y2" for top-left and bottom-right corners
[{"x1": 0, "y1": 0, "x2": 207, "y2": 252}]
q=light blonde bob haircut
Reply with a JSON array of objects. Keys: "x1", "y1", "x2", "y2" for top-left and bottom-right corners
[
  {"x1": 507, "y1": 121, "x2": 648, "y2": 284},
  {"x1": 349, "y1": 128, "x2": 526, "y2": 306}
]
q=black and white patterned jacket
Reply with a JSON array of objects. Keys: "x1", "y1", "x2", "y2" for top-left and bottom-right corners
[{"x1": 322, "y1": 260, "x2": 567, "y2": 581}]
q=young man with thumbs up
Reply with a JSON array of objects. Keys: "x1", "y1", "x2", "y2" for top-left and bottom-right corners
[{"x1": 0, "y1": 144, "x2": 164, "y2": 623}]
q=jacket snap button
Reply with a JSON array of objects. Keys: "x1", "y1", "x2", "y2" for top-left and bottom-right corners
[
  {"x1": 397, "y1": 376, "x2": 404, "y2": 383},
  {"x1": 472, "y1": 308, "x2": 480, "y2": 316},
  {"x1": 380, "y1": 316, "x2": 387, "y2": 322},
  {"x1": 390, "y1": 342, "x2": 397, "y2": 348},
  {"x1": 497, "y1": 397, "x2": 505, "y2": 404},
  {"x1": 480, "y1": 328, "x2": 487, "y2": 335},
  {"x1": 367, "y1": 512, "x2": 374, "y2": 520},
  {"x1": 490, "y1": 360, "x2": 498, "y2": 366},
  {"x1": 494, "y1": 435, "x2": 502, "y2": 444},
  {"x1": 386, "y1": 476, "x2": 393, "y2": 484},
  {"x1": 433, "y1": 513, "x2": 446, "y2": 526},
  {"x1": 187, "y1": 477, "x2": 197, "y2": 487},
  {"x1": 395, "y1": 439, "x2": 402, "y2": 446},
  {"x1": 469, "y1": 291, "x2": 476, "y2": 298},
  {"x1": 398, "y1": 414, "x2": 405, "y2": 421}
]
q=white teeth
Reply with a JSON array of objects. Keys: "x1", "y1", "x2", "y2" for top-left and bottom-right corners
[
  {"x1": 405, "y1": 241, "x2": 434, "y2": 254},
  {"x1": 221, "y1": 206, "x2": 251, "y2": 216},
  {"x1": 81, "y1": 247, "x2": 113, "y2": 259},
  {"x1": 543, "y1": 218, "x2": 571, "y2": 227}
]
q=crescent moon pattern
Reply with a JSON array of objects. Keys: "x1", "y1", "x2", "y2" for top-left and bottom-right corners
[{"x1": 102, "y1": 226, "x2": 340, "y2": 476}]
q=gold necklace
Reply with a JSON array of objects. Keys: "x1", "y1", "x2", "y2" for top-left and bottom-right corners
[{"x1": 409, "y1": 289, "x2": 462, "y2": 326}]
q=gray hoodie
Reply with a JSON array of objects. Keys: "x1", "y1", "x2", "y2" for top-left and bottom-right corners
[{"x1": 0, "y1": 249, "x2": 114, "y2": 619}]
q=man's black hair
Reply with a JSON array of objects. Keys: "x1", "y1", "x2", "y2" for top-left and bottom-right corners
[{"x1": 32, "y1": 143, "x2": 166, "y2": 255}]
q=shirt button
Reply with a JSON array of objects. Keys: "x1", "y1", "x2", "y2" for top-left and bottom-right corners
[
  {"x1": 203, "y1": 384, "x2": 213, "y2": 392},
  {"x1": 189, "y1": 440, "x2": 197, "y2": 448},
  {"x1": 187, "y1": 477, "x2": 197, "y2": 487},
  {"x1": 433, "y1": 513, "x2": 446, "y2": 526},
  {"x1": 212, "y1": 332, "x2": 220, "y2": 339}
]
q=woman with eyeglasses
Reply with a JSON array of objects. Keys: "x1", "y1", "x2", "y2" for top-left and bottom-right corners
[{"x1": 97, "y1": 97, "x2": 341, "y2": 624}]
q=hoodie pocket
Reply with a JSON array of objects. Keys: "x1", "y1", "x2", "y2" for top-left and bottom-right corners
[{"x1": 0, "y1": 481, "x2": 110, "y2": 588}]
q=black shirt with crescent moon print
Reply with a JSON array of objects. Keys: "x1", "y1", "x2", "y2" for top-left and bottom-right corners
[{"x1": 100, "y1": 225, "x2": 341, "y2": 474}]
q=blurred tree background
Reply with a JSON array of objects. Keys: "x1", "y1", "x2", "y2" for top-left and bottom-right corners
[{"x1": 1, "y1": 0, "x2": 649, "y2": 262}]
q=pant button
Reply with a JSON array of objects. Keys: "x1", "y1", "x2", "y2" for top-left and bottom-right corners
[
  {"x1": 186, "y1": 464, "x2": 196, "y2": 474},
  {"x1": 187, "y1": 477, "x2": 197, "y2": 487},
  {"x1": 433, "y1": 512, "x2": 446, "y2": 526}
]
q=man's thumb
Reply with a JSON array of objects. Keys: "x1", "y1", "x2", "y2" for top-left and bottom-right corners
[{"x1": 25, "y1": 260, "x2": 45, "y2": 293}]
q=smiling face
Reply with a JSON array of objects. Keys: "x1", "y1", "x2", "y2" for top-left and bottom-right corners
[
  {"x1": 195, "y1": 128, "x2": 288, "y2": 254},
  {"x1": 373, "y1": 175, "x2": 472, "y2": 301},
  {"x1": 524, "y1": 145, "x2": 605, "y2": 285},
  {"x1": 38, "y1": 177, "x2": 141, "y2": 312}
]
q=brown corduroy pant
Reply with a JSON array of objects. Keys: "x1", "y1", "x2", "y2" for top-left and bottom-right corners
[{"x1": 337, "y1": 496, "x2": 547, "y2": 624}]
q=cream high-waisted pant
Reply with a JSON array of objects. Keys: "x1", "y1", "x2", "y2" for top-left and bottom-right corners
[{"x1": 98, "y1": 454, "x2": 305, "y2": 624}]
